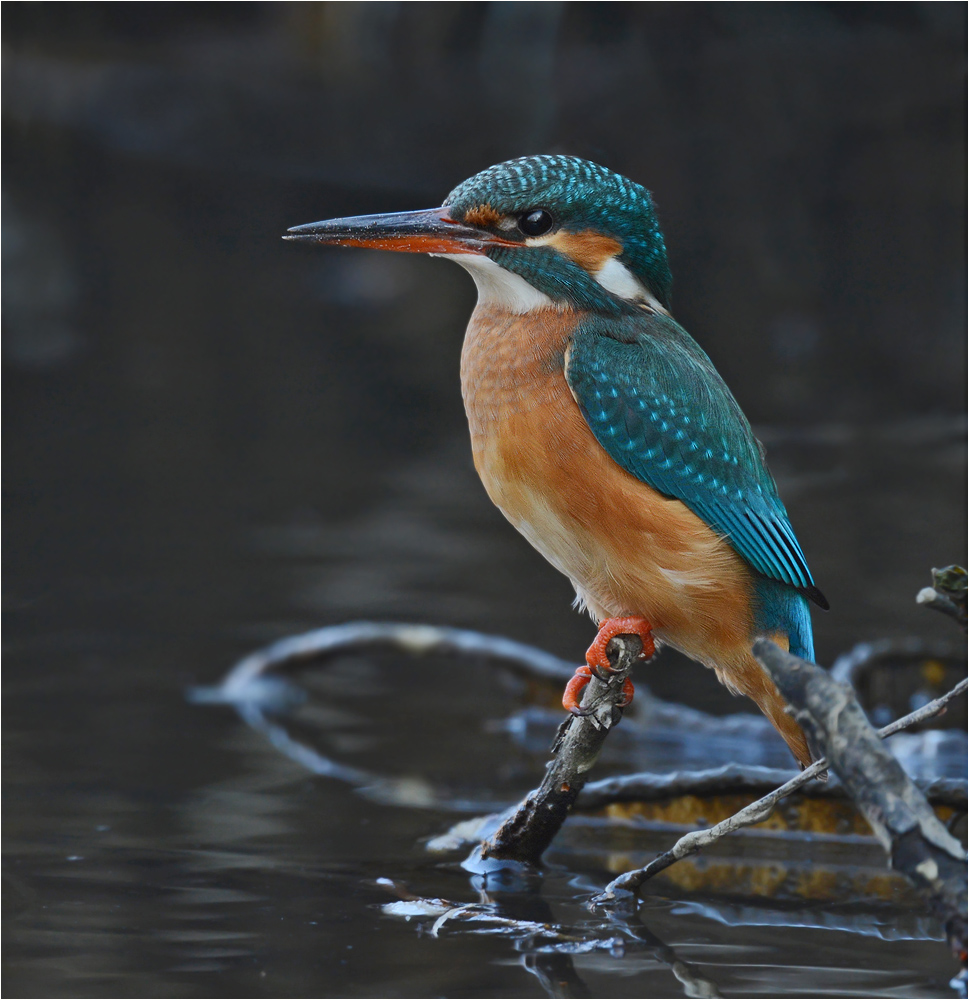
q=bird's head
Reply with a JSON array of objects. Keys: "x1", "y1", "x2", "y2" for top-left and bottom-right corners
[{"x1": 286, "y1": 155, "x2": 672, "y2": 316}]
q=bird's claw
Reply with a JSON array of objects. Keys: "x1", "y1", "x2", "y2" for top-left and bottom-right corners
[
  {"x1": 562, "y1": 665, "x2": 635, "y2": 715},
  {"x1": 563, "y1": 665, "x2": 594, "y2": 715}
]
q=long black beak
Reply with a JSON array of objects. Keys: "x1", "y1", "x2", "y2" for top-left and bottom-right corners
[{"x1": 283, "y1": 207, "x2": 516, "y2": 254}]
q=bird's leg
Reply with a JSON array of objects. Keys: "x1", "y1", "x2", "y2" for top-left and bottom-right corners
[{"x1": 562, "y1": 616, "x2": 654, "y2": 715}]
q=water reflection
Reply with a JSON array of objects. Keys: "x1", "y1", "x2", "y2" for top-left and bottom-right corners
[{"x1": 178, "y1": 617, "x2": 967, "y2": 999}]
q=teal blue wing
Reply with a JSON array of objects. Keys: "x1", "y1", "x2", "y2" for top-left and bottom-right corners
[{"x1": 566, "y1": 313, "x2": 826, "y2": 607}]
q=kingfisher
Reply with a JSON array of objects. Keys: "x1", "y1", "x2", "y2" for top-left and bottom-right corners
[{"x1": 285, "y1": 155, "x2": 827, "y2": 769}]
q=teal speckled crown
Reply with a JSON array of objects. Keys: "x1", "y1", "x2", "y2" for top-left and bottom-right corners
[{"x1": 445, "y1": 155, "x2": 672, "y2": 310}]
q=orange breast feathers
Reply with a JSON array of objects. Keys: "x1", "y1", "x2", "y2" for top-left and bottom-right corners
[{"x1": 459, "y1": 306, "x2": 758, "y2": 670}]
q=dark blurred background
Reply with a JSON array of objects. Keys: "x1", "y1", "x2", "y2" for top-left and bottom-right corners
[
  {"x1": 3, "y1": 4, "x2": 966, "y2": 996},
  {"x1": 5, "y1": 1, "x2": 966, "y2": 650}
]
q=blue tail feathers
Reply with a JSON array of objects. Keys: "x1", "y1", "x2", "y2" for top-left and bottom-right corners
[{"x1": 753, "y1": 578, "x2": 815, "y2": 662}]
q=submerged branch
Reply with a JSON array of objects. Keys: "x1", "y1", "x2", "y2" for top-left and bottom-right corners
[
  {"x1": 188, "y1": 622, "x2": 577, "y2": 810},
  {"x1": 192, "y1": 621, "x2": 576, "y2": 704},
  {"x1": 576, "y1": 762, "x2": 966, "y2": 811},
  {"x1": 591, "y1": 671, "x2": 967, "y2": 905}
]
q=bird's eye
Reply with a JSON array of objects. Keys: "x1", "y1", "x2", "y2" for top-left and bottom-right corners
[{"x1": 518, "y1": 209, "x2": 554, "y2": 237}]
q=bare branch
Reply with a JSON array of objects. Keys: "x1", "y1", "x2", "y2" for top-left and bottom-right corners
[
  {"x1": 755, "y1": 640, "x2": 967, "y2": 961},
  {"x1": 467, "y1": 634, "x2": 644, "y2": 870}
]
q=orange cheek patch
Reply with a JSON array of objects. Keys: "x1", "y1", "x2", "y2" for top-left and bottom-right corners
[{"x1": 544, "y1": 231, "x2": 623, "y2": 273}]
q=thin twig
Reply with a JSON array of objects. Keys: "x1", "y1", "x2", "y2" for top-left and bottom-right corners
[
  {"x1": 468, "y1": 634, "x2": 644, "y2": 870},
  {"x1": 917, "y1": 565, "x2": 968, "y2": 632},
  {"x1": 591, "y1": 672, "x2": 967, "y2": 904},
  {"x1": 879, "y1": 676, "x2": 967, "y2": 737}
]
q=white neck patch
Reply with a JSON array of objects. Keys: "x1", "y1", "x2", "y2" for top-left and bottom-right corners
[
  {"x1": 433, "y1": 253, "x2": 560, "y2": 314},
  {"x1": 594, "y1": 257, "x2": 667, "y2": 313}
]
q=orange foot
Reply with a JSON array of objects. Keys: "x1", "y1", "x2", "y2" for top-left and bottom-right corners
[
  {"x1": 561, "y1": 616, "x2": 655, "y2": 716},
  {"x1": 562, "y1": 666, "x2": 635, "y2": 714}
]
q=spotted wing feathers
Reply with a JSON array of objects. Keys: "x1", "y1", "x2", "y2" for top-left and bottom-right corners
[{"x1": 567, "y1": 316, "x2": 827, "y2": 607}]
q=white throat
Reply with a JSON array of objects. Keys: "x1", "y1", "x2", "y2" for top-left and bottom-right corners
[{"x1": 434, "y1": 253, "x2": 560, "y2": 314}]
